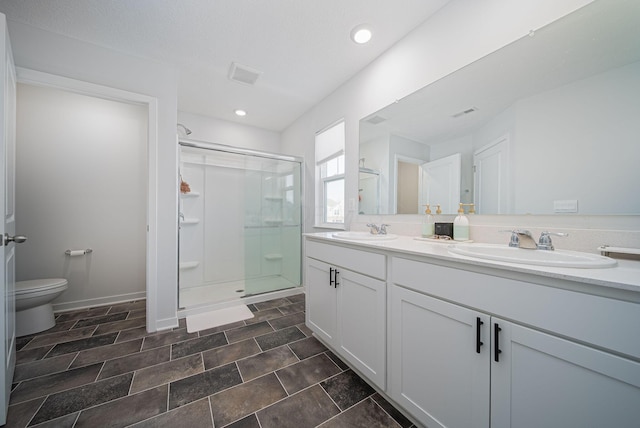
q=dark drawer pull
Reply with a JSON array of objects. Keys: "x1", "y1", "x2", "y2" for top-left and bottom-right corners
[
  {"x1": 494, "y1": 323, "x2": 502, "y2": 362},
  {"x1": 476, "y1": 317, "x2": 484, "y2": 354}
]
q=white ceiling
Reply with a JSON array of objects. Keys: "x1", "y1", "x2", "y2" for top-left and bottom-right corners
[{"x1": 0, "y1": 0, "x2": 450, "y2": 131}]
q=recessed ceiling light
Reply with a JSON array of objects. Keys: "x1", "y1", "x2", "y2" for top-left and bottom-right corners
[
  {"x1": 235, "y1": 109, "x2": 247, "y2": 117},
  {"x1": 350, "y1": 24, "x2": 372, "y2": 44}
]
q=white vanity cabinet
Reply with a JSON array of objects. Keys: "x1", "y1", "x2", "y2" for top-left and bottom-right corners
[
  {"x1": 390, "y1": 256, "x2": 640, "y2": 428},
  {"x1": 491, "y1": 318, "x2": 640, "y2": 428},
  {"x1": 305, "y1": 239, "x2": 387, "y2": 388},
  {"x1": 390, "y1": 284, "x2": 491, "y2": 428}
]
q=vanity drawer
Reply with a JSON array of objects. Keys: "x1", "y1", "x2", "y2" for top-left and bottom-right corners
[
  {"x1": 391, "y1": 257, "x2": 640, "y2": 360},
  {"x1": 306, "y1": 239, "x2": 386, "y2": 280}
]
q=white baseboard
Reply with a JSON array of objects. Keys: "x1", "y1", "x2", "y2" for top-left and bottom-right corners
[
  {"x1": 52, "y1": 291, "x2": 147, "y2": 313},
  {"x1": 153, "y1": 316, "x2": 180, "y2": 332}
]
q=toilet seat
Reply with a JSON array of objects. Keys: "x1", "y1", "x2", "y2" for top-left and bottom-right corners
[{"x1": 15, "y1": 278, "x2": 68, "y2": 295}]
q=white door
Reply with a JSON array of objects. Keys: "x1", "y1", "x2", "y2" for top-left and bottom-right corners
[
  {"x1": 390, "y1": 285, "x2": 490, "y2": 428},
  {"x1": 491, "y1": 319, "x2": 640, "y2": 428},
  {"x1": 0, "y1": 13, "x2": 17, "y2": 426},
  {"x1": 305, "y1": 258, "x2": 337, "y2": 345},
  {"x1": 419, "y1": 153, "x2": 461, "y2": 214},
  {"x1": 337, "y1": 268, "x2": 386, "y2": 389},
  {"x1": 473, "y1": 135, "x2": 509, "y2": 214}
]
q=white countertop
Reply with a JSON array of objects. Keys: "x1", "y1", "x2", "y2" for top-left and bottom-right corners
[{"x1": 305, "y1": 233, "x2": 640, "y2": 293}]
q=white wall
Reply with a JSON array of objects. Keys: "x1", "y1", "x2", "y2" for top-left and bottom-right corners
[
  {"x1": 7, "y1": 21, "x2": 179, "y2": 330},
  {"x1": 178, "y1": 111, "x2": 281, "y2": 153},
  {"x1": 16, "y1": 84, "x2": 147, "y2": 309},
  {"x1": 280, "y1": 0, "x2": 640, "y2": 244},
  {"x1": 514, "y1": 61, "x2": 640, "y2": 214}
]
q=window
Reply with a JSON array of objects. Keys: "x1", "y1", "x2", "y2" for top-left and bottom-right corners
[{"x1": 315, "y1": 120, "x2": 345, "y2": 227}]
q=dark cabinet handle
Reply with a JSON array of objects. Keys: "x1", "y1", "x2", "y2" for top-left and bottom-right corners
[
  {"x1": 494, "y1": 323, "x2": 502, "y2": 362},
  {"x1": 329, "y1": 267, "x2": 335, "y2": 287},
  {"x1": 334, "y1": 269, "x2": 340, "y2": 287},
  {"x1": 476, "y1": 317, "x2": 484, "y2": 353}
]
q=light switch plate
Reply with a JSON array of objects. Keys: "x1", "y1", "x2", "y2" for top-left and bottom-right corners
[{"x1": 554, "y1": 199, "x2": 578, "y2": 213}]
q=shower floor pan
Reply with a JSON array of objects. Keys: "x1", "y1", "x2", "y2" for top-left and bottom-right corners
[{"x1": 179, "y1": 276, "x2": 299, "y2": 308}]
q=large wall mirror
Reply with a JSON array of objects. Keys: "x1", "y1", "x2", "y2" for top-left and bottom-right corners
[{"x1": 358, "y1": 0, "x2": 640, "y2": 215}]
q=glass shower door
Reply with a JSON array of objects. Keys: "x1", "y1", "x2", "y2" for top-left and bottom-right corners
[
  {"x1": 243, "y1": 158, "x2": 301, "y2": 297},
  {"x1": 178, "y1": 143, "x2": 301, "y2": 309}
]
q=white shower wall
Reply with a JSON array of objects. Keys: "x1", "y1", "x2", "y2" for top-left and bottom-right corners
[{"x1": 180, "y1": 159, "x2": 246, "y2": 288}]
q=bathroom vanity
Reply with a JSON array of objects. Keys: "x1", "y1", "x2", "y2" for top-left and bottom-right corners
[{"x1": 304, "y1": 234, "x2": 640, "y2": 428}]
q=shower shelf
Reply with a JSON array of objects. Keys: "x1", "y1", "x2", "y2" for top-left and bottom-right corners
[
  {"x1": 180, "y1": 218, "x2": 200, "y2": 224},
  {"x1": 264, "y1": 253, "x2": 283, "y2": 260},
  {"x1": 263, "y1": 219, "x2": 283, "y2": 226},
  {"x1": 179, "y1": 261, "x2": 199, "y2": 270},
  {"x1": 264, "y1": 196, "x2": 283, "y2": 201},
  {"x1": 180, "y1": 191, "x2": 200, "y2": 198}
]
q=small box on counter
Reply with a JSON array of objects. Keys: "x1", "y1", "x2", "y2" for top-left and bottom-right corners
[{"x1": 434, "y1": 222, "x2": 454, "y2": 239}]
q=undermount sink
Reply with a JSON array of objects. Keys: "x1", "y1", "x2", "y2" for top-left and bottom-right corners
[
  {"x1": 448, "y1": 243, "x2": 617, "y2": 268},
  {"x1": 332, "y1": 231, "x2": 398, "y2": 241}
]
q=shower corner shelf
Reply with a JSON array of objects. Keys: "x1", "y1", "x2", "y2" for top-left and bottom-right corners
[
  {"x1": 179, "y1": 261, "x2": 199, "y2": 270},
  {"x1": 180, "y1": 218, "x2": 200, "y2": 225},
  {"x1": 264, "y1": 253, "x2": 283, "y2": 261},
  {"x1": 180, "y1": 191, "x2": 200, "y2": 198},
  {"x1": 264, "y1": 195, "x2": 283, "y2": 201}
]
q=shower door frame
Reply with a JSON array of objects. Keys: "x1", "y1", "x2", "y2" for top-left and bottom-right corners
[{"x1": 177, "y1": 138, "x2": 304, "y2": 310}]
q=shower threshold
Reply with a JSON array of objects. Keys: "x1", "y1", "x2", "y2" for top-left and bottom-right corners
[{"x1": 179, "y1": 275, "x2": 299, "y2": 309}]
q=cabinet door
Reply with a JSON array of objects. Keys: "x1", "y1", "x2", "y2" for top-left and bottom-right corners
[
  {"x1": 337, "y1": 268, "x2": 386, "y2": 389},
  {"x1": 390, "y1": 285, "x2": 490, "y2": 428},
  {"x1": 305, "y1": 258, "x2": 337, "y2": 345},
  {"x1": 491, "y1": 319, "x2": 640, "y2": 428}
]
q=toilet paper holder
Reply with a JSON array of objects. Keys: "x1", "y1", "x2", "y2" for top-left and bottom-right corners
[{"x1": 65, "y1": 248, "x2": 93, "y2": 256}]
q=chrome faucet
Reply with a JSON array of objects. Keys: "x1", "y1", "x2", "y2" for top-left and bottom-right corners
[
  {"x1": 537, "y1": 231, "x2": 568, "y2": 251},
  {"x1": 504, "y1": 229, "x2": 568, "y2": 250},
  {"x1": 366, "y1": 223, "x2": 390, "y2": 235},
  {"x1": 507, "y1": 230, "x2": 537, "y2": 249},
  {"x1": 366, "y1": 223, "x2": 380, "y2": 234}
]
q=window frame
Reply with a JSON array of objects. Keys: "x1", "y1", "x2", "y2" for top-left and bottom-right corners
[{"x1": 314, "y1": 120, "x2": 346, "y2": 229}]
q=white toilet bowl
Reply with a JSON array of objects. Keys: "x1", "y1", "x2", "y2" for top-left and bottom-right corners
[{"x1": 15, "y1": 278, "x2": 68, "y2": 337}]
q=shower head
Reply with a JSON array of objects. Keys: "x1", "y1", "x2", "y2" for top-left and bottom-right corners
[{"x1": 177, "y1": 123, "x2": 192, "y2": 136}]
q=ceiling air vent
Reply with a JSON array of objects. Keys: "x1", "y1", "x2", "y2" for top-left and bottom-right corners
[
  {"x1": 365, "y1": 115, "x2": 387, "y2": 125},
  {"x1": 228, "y1": 62, "x2": 262, "y2": 86},
  {"x1": 451, "y1": 107, "x2": 478, "y2": 118}
]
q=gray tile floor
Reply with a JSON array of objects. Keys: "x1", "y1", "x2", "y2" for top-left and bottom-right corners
[{"x1": 5, "y1": 294, "x2": 415, "y2": 427}]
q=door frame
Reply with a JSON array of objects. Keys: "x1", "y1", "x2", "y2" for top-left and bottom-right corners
[
  {"x1": 15, "y1": 68, "x2": 159, "y2": 332},
  {"x1": 392, "y1": 154, "x2": 424, "y2": 214}
]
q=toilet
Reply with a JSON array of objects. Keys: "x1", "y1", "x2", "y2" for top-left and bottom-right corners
[{"x1": 15, "y1": 278, "x2": 68, "y2": 337}]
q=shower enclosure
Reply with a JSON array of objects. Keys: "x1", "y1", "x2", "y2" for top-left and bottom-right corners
[{"x1": 178, "y1": 140, "x2": 302, "y2": 309}]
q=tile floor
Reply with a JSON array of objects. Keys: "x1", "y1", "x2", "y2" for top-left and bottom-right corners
[{"x1": 5, "y1": 294, "x2": 416, "y2": 427}]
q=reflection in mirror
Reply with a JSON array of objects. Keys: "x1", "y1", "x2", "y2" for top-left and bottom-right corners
[
  {"x1": 359, "y1": 1, "x2": 640, "y2": 215},
  {"x1": 358, "y1": 164, "x2": 380, "y2": 214}
]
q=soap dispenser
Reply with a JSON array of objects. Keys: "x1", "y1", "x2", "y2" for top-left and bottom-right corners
[
  {"x1": 421, "y1": 204, "x2": 434, "y2": 238},
  {"x1": 454, "y1": 203, "x2": 470, "y2": 241}
]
